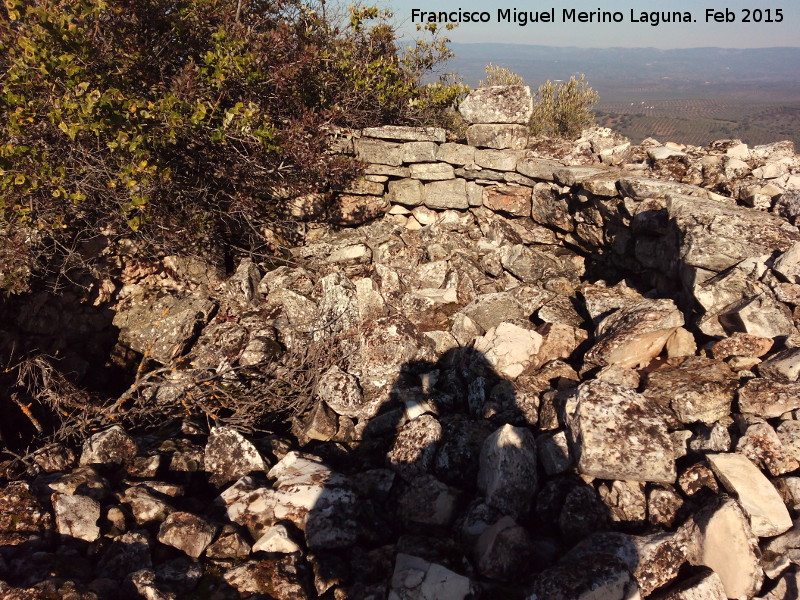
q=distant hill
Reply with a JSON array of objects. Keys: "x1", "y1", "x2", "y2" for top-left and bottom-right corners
[{"x1": 445, "y1": 44, "x2": 800, "y2": 87}]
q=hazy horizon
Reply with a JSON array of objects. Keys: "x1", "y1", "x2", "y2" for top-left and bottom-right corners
[{"x1": 390, "y1": 1, "x2": 799, "y2": 49}]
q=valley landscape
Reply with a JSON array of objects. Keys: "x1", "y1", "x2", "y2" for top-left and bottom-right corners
[{"x1": 446, "y1": 44, "x2": 800, "y2": 147}]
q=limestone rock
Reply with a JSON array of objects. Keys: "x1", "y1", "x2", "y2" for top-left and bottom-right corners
[
  {"x1": 459, "y1": 85, "x2": 533, "y2": 124},
  {"x1": 478, "y1": 424, "x2": 538, "y2": 519},
  {"x1": 157, "y1": 512, "x2": 216, "y2": 558},
  {"x1": 409, "y1": 163, "x2": 455, "y2": 181},
  {"x1": 737, "y1": 422, "x2": 800, "y2": 476},
  {"x1": 571, "y1": 380, "x2": 676, "y2": 483},
  {"x1": 388, "y1": 414, "x2": 442, "y2": 481},
  {"x1": 642, "y1": 357, "x2": 737, "y2": 425},
  {"x1": 647, "y1": 569, "x2": 727, "y2": 600},
  {"x1": 466, "y1": 124, "x2": 528, "y2": 150},
  {"x1": 252, "y1": 524, "x2": 302, "y2": 554},
  {"x1": 473, "y1": 322, "x2": 543, "y2": 379},
  {"x1": 388, "y1": 178, "x2": 424, "y2": 207},
  {"x1": 388, "y1": 553, "x2": 473, "y2": 600},
  {"x1": 224, "y1": 557, "x2": 309, "y2": 599},
  {"x1": 474, "y1": 516, "x2": 534, "y2": 581},
  {"x1": 80, "y1": 425, "x2": 137, "y2": 466},
  {"x1": 423, "y1": 179, "x2": 469, "y2": 210},
  {"x1": 118, "y1": 486, "x2": 174, "y2": 524},
  {"x1": 739, "y1": 379, "x2": 800, "y2": 418},
  {"x1": 584, "y1": 298, "x2": 684, "y2": 370},
  {"x1": 205, "y1": 426, "x2": 265, "y2": 486},
  {"x1": 528, "y1": 554, "x2": 641, "y2": 600},
  {"x1": 362, "y1": 125, "x2": 446, "y2": 143},
  {"x1": 758, "y1": 347, "x2": 800, "y2": 381},
  {"x1": 483, "y1": 184, "x2": 532, "y2": 216},
  {"x1": 668, "y1": 193, "x2": 800, "y2": 273},
  {"x1": 711, "y1": 332, "x2": 773, "y2": 360},
  {"x1": 685, "y1": 497, "x2": 763, "y2": 599},
  {"x1": 52, "y1": 493, "x2": 100, "y2": 542},
  {"x1": 705, "y1": 452, "x2": 792, "y2": 537}
]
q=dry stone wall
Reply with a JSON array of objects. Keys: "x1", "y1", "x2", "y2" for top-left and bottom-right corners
[{"x1": 5, "y1": 87, "x2": 800, "y2": 600}]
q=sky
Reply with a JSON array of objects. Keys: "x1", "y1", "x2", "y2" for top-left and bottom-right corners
[{"x1": 387, "y1": 0, "x2": 799, "y2": 49}]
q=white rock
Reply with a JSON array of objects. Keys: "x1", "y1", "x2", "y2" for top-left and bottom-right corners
[
  {"x1": 252, "y1": 524, "x2": 301, "y2": 554},
  {"x1": 647, "y1": 569, "x2": 727, "y2": 600},
  {"x1": 473, "y1": 322, "x2": 543, "y2": 379},
  {"x1": 705, "y1": 452, "x2": 792, "y2": 536},
  {"x1": 685, "y1": 497, "x2": 763, "y2": 599},
  {"x1": 52, "y1": 493, "x2": 101, "y2": 542},
  {"x1": 388, "y1": 553, "x2": 473, "y2": 600}
]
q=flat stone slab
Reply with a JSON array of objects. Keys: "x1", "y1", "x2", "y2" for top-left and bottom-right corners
[
  {"x1": 705, "y1": 452, "x2": 792, "y2": 537},
  {"x1": 361, "y1": 125, "x2": 446, "y2": 143}
]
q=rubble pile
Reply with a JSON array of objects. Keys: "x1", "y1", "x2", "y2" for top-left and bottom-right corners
[{"x1": 3, "y1": 85, "x2": 800, "y2": 599}]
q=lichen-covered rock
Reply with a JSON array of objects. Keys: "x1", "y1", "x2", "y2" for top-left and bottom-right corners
[
  {"x1": 224, "y1": 557, "x2": 310, "y2": 600},
  {"x1": 642, "y1": 357, "x2": 737, "y2": 425},
  {"x1": 737, "y1": 422, "x2": 800, "y2": 476},
  {"x1": 117, "y1": 485, "x2": 173, "y2": 525},
  {"x1": 584, "y1": 298, "x2": 684, "y2": 370},
  {"x1": 157, "y1": 512, "x2": 216, "y2": 558},
  {"x1": 739, "y1": 379, "x2": 800, "y2": 418},
  {"x1": 51, "y1": 493, "x2": 100, "y2": 542},
  {"x1": 527, "y1": 553, "x2": 641, "y2": 600},
  {"x1": 388, "y1": 415, "x2": 442, "y2": 481},
  {"x1": 113, "y1": 291, "x2": 216, "y2": 363},
  {"x1": 204, "y1": 426, "x2": 265, "y2": 486},
  {"x1": 571, "y1": 380, "x2": 677, "y2": 483},
  {"x1": 478, "y1": 424, "x2": 538, "y2": 519},
  {"x1": 459, "y1": 85, "x2": 533, "y2": 124},
  {"x1": 79, "y1": 425, "x2": 137, "y2": 466}
]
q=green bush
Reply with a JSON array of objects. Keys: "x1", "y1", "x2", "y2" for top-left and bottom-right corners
[
  {"x1": 0, "y1": 0, "x2": 465, "y2": 294},
  {"x1": 479, "y1": 63, "x2": 525, "y2": 87},
  {"x1": 530, "y1": 74, "x2": 599, "y2": 139}
]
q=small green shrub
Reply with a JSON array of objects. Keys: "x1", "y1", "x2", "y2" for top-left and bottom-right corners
[
  {"x1": 479, "y1": 63, "x2": 525, "y2": 87},
  {"x1": 530, "y1": 74, "x2": 600, "y2": 139}
]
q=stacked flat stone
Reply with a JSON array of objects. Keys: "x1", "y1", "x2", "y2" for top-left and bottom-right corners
[{"x1": 458, "y1": 85, "x2": 534, "y2": 150}]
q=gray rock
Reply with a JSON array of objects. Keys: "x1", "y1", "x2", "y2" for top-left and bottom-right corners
[
  {"x1": 571, "y1": 380, "x2": 677, "y2": 483},
  {"x1": 478, "y1": 424, "x2": 538, "y2": 519},
  {"x1": 362, "y1": 125, "x2": 446, "y2": 143},
  {"x1": 466, "y1": 124, "x2": 528, "y2": 150},
  {"x1": 388, "y1": 553, "x2": 473, "y2": 600},
  {"x1": 387, "y1": 177, "x2": 425, "y2": 206},
  {"x1": 409, "y1": 163, "x2": 455, "y2": 181},
  {"x1": 474, "y1": 149, "x2": 522, "y2": 171},
  {"x1": 474, "y1": 516, "x2": 534, "y2": 581},
  {"x1": 436, "y1": 143, "x2": 476, "y2": 165},
  {"x1": 516, "y1": 156, "x2": 563, "y2": 181},
  {"x1": 354, "y1": 138, "x2": 404, "y2": 166},
  {"x1": 423, "y1": 179, "x2": 469, "y2": 210},
  {"x1": 459, "y1": 85, "x2": 533, "y2": 124},
  {"x1": 668, "y1": 193, "x2": 800, "y2": 273},
  {"x1": 205, "y1": 524, "x2": 252, "y2": 559},
  {"x1": 113, "y1": 292, "x2": 216, "y2": 363},
  {"x1": 758, "y1": 347, "x2": 800, "y2": 381}
]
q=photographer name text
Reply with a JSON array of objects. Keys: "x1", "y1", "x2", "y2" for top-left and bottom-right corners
[{"x1": 411, "y1": 8, "x2": 785, "y2": 27}]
